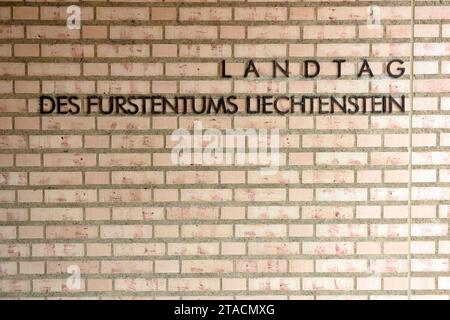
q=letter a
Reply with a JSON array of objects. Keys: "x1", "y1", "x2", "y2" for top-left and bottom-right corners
[{"x1": 67, "y1": 5, "x2": 81, "y2": 30}]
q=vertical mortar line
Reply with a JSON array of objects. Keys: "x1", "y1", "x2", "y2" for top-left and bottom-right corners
[
  {"x1": 407, "y1": 0, "x2": 416, "y2": 300},
  {"x1": 37, "y1": 3, "x2": 44, "y2": 296},
  {"x1": 286, "y1": 3, "x2": 293, "y2": 297}
]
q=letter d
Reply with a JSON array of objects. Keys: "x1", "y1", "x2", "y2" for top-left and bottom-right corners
[{"x1": 40, "y1": 96, "x2": 56, "y2": 114}]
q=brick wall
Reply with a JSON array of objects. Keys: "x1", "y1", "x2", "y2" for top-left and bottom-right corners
[{"x1": 0, "y1": 0, "x2": 449, "y2": 299}]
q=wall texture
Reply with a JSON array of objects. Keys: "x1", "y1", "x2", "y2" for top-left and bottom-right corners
[{"x1": 0, "y1": 0, "x2": 450, "y2": 300}]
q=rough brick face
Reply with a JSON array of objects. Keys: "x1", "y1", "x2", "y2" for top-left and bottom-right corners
[{"x1": 0, "y1": 0, "x2": 449, "y2": 301}]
